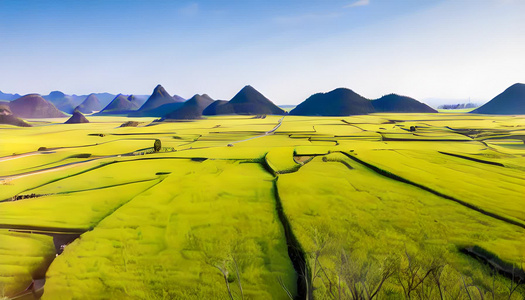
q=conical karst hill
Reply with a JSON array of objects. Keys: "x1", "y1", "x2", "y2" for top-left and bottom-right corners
[
  {"x1": 65, "y1": 110, "x2": 90, "y2": 124},
  {"x1": 75, "y1": 93, "x2": 102, "y2": 114},
  {"x1": 289, "y1": 88, "x2": 374, "y2": 116},
  {"x1": 372, "y1": 94, "x2": 437, "y2": 113},
  {"x1": 471, "y1": 83, "x2": 525, "y2": 114},
  {"x1": 164, "y1": 94, "x2": 214, "y2": 119},
  {"x1": 0, "y1": 104, "x2": 31, "y2": 127},
  {"x1": 9, "y1": 94, "x2": 67, "y2": 118},
  {"x1": 203, "y1": 86, "x2": 285, "y2": 115},
  {"x1": 98, "y1": 94, "x2": 139, "y2": 114}
]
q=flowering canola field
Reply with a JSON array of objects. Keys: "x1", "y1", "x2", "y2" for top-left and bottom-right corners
[{"x1": 0, "y1": 114, "x2": 524, "y2": 299}]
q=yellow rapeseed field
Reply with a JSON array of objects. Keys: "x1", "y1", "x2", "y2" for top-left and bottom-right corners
[{"x1": 0, "y1": 114, "x2": 523, "y2": 299}]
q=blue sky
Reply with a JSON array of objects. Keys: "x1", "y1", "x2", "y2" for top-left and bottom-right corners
[{"x1": 0, "y1": 0, "x2": 523, "y2": 105}]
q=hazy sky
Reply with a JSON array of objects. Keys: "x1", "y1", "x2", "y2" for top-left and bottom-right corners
[{"x1": 0, "y1": 0, "x2": 523, "y2": 105}]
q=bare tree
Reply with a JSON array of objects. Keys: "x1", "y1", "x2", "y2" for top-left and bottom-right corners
[
  {"x1": 213, "y1": 260, "x2": 235, "y2": 300},
  {"x1": 430, "y1": 263, "x2": 446, "y2": 300},
  {"x1": 339, "y1": 248, "x2": 365, "y2": 299},
  {"x1": 461, "y1": 275, "x2": 473, "y2": 300},
  {"x1": 202, "y1": 238, "x2": 245, "y2": 300},
  {"x1": 506, "y1": 266, "x2": 524, "y2": 300},
  {"x1": 232, "y1": 255, "x2": 244, "y2": 300},
  {"x1": 337, "y1": 249, "x2": 398, "y2": 300},
  {"x1": 277, "y1": 276, "x2": 294, "y2": 300},
  {"x1": 397, "y1": 249, "x2": 445, "y2": 299},
  {"x1": 154, "y1": 139, "x2": 161, "y2": 152},
  {"x1": 306, "y1": 226, "x2": 336, "y2": 299},
  {"x1": 363, "y1": 256, "x2": 398, "y2": 300}
]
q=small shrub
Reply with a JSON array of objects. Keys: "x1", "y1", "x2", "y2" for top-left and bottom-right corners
[{"x1": 154, "y1": 139, "x2": 161, "y2": 152}]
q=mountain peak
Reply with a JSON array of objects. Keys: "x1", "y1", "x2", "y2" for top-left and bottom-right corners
[
  {"x1": 48, "y1": 91, "x2": 66, "y2": 99},
  {"x1": 240, "y1": 85, "x2": 255, "y2": 91},
  {"x1": 138, "y1": 85, "x2": 182, "y2": 112},
  {"x1": 508, "y1": 83, "x2": 525, "y2": 91},
  {"x1": 65, "y1": 110, "x2": 89, "y2": 124},
  {"x1": 153, "y1": 85, "x2": 170, "y2": 98},
  {"x1": 230, "y1": 85, "x2": 268, "y2": 104},
  {"x1": 329, "y1": 88, "x2": 360, "y2": 96},
  {"x1": 98, "y1": 94, "x2": 139, "y2": 113},
  {"x1": 203, "y1": 85, "x2": 284, "y2": 115},
  {"x1": 290, "y1": 87, "x2": 373, "y2": 116},
  {"x1": 373, "y1": 94, "x2": 437, "y2": 113},
  {"x1": 75, "y1": 94, "x2": 102, "y2": 114}
]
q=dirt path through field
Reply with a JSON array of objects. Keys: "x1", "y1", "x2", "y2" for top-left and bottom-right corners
[{"x1": 230, "y1": 116, "x2": 284, "y2": 145}]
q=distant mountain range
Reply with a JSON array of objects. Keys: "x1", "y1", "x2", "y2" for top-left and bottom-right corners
[
  {"x1": 0, "y1": 91, "x2": 21, "y2": 101},
  {"x1": 1, "y1": 83, "x2": 523, "y2": 121},
  {"x1": 0, "y1": 90, "x2": 149, "y2": 112},
  {"x1": 43, "y1": 91, "x2": 79, "y2": 114}
]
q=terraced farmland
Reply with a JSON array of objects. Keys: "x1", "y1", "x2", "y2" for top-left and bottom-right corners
[{"x1": 0, "y1": 114, "x2": 524, "y2": 299}]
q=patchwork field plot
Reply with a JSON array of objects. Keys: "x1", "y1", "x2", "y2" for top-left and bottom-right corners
[{"x1": 0, "y1": 114, "x2": 524, "y2": 299}]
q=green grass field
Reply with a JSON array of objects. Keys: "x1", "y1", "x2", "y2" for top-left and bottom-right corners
[{"x1": 0, "y1": 114, "x2": 524, "y2": 299}]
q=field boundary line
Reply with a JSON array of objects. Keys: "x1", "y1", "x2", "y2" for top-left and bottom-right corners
[
  {"x1": 272, "y1": 178, "x2": 311, "y2": 300},
  {"x1": 338, "y1": 151, "x2": 525, "y2": 229}
]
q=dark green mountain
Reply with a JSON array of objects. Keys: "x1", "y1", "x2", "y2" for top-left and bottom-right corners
[
  {"x1": 372, "y1": 94, "x2": 437, "y2": 113},
  {"x1": 164, "y1": 94, "x2": 214, "y2": 119},
  {"x1": 203, "y1": 86, "x2": 284, "y2": 115},
  {"x1": 202, "y1": 100, "x2": 232, "y2": 115},
  {"x1": 138, "y1": 85, "x2": 184, "y2": 112},
  {"x1": 289, "y1": 88, "x2": 374, "y2": 116},
  {"x1": 471, "y1": 83, "x2": 525, "y2": 114}
]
